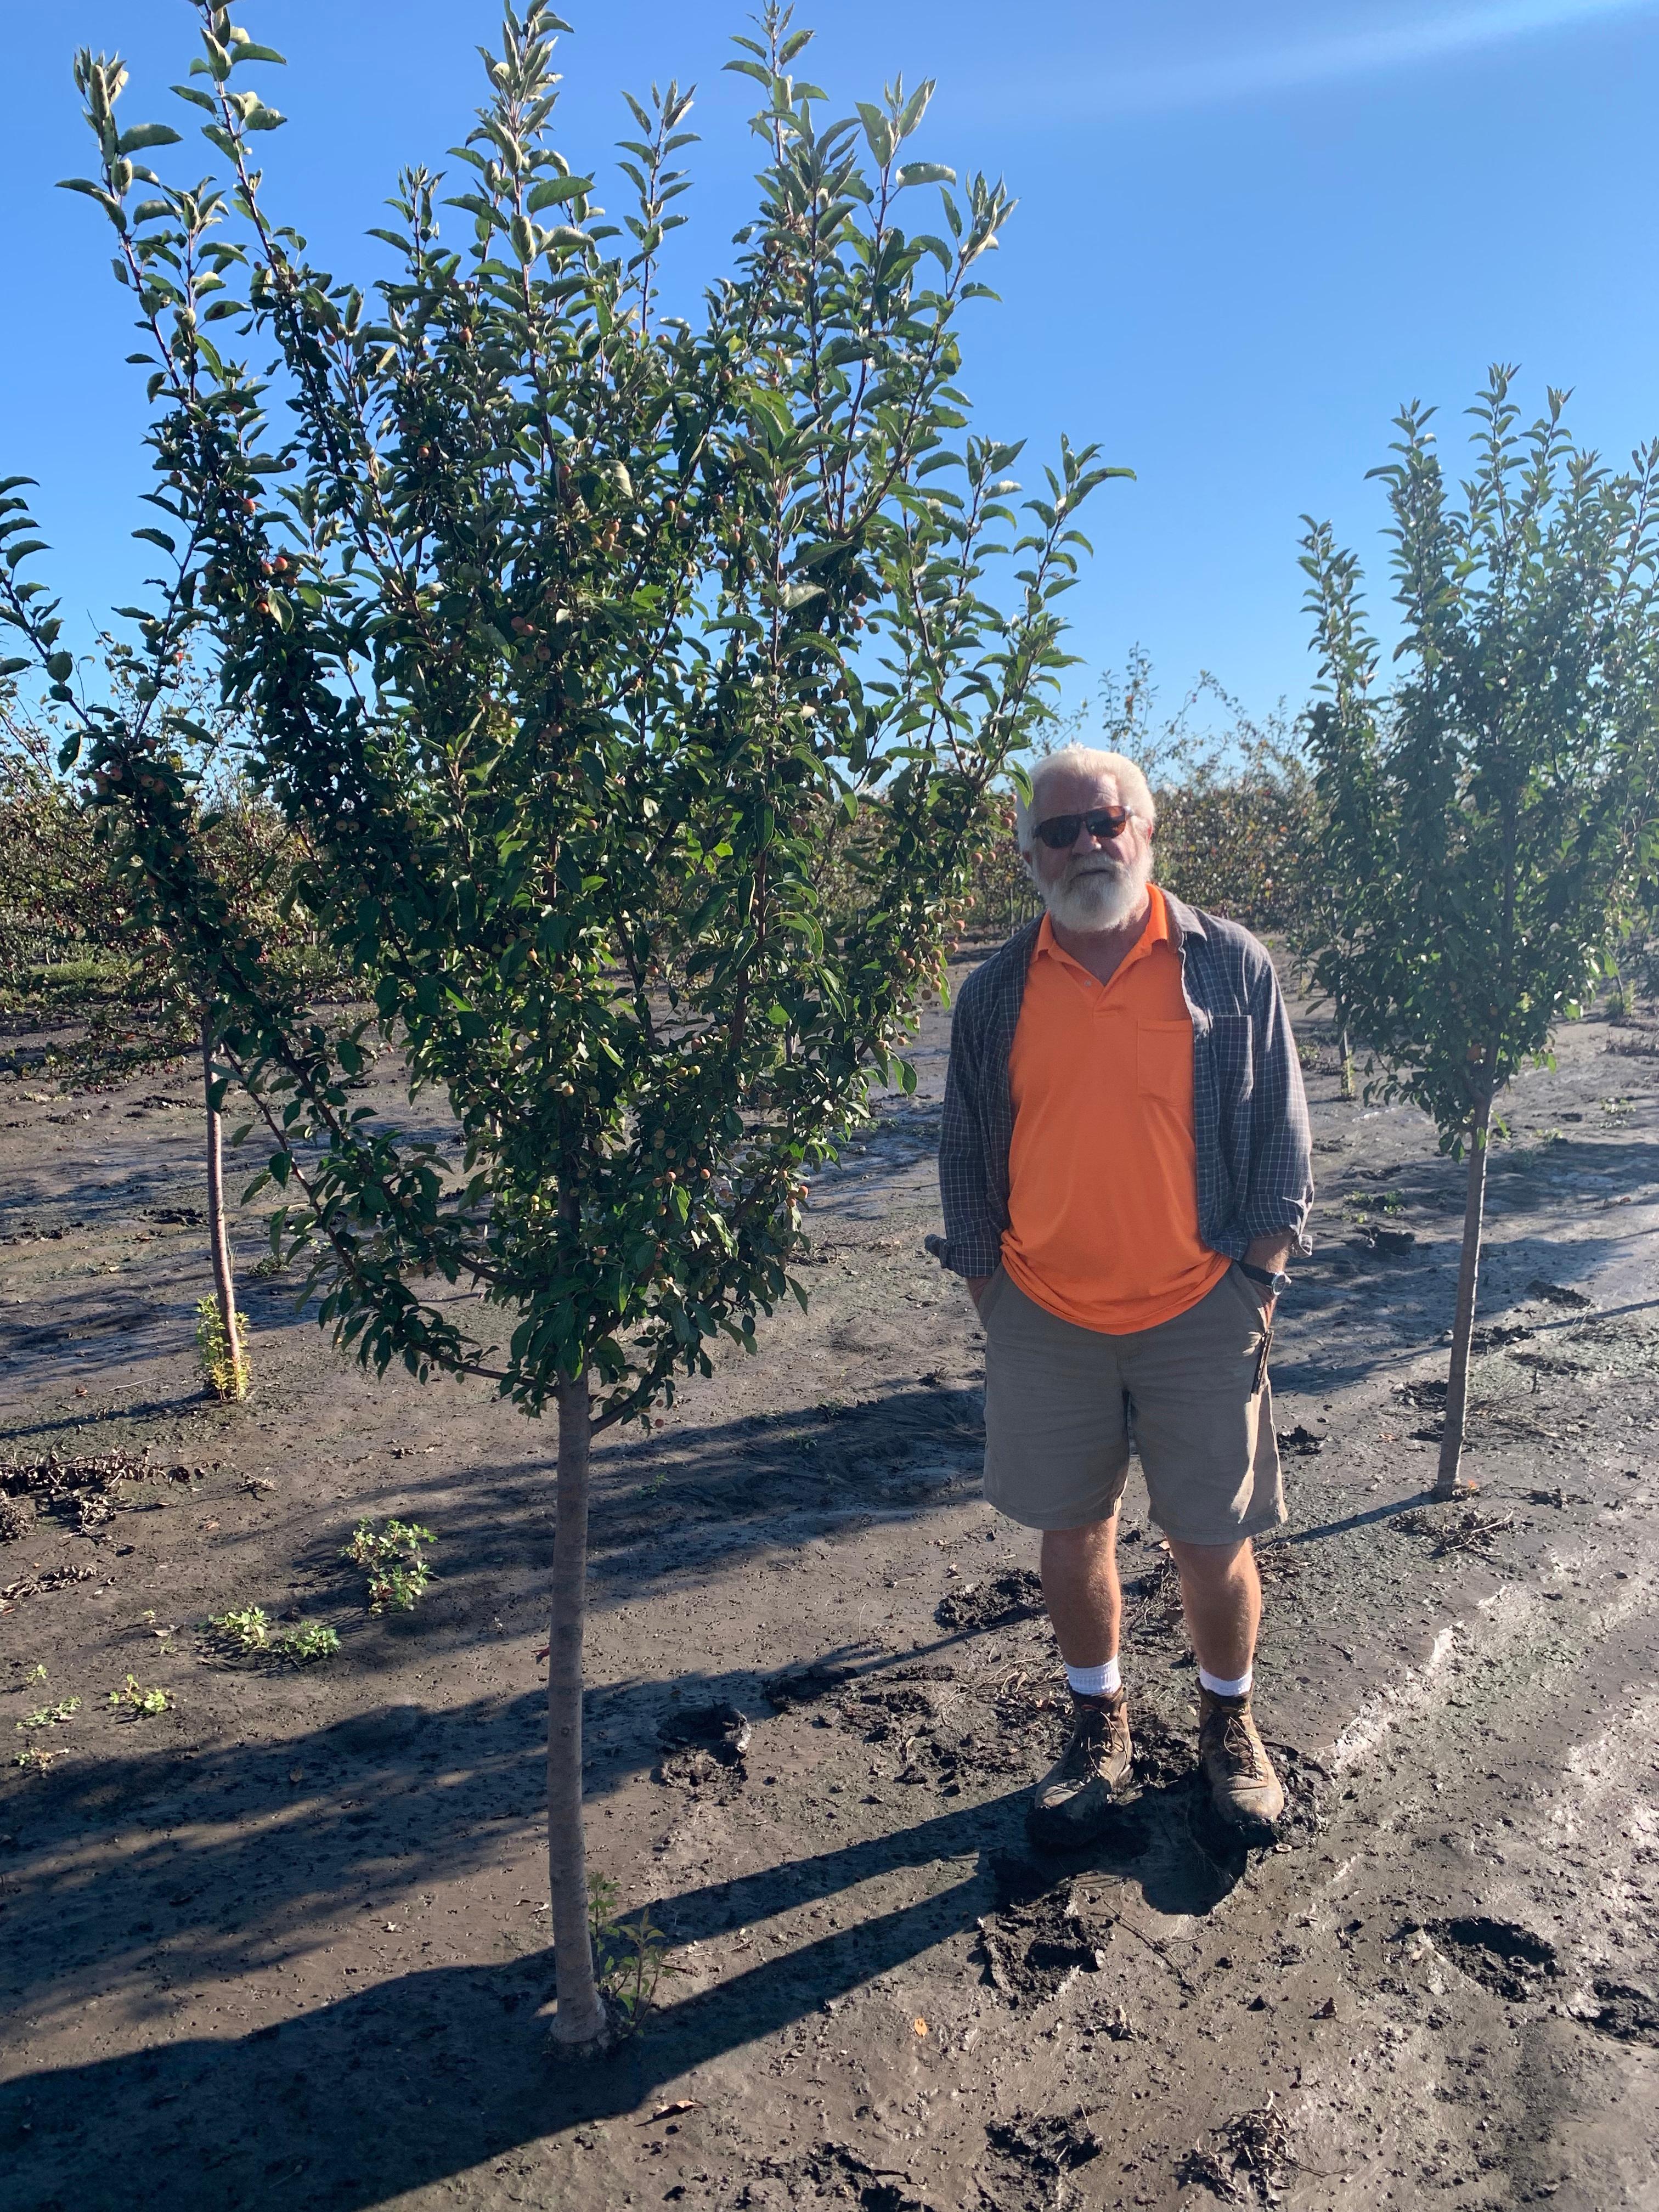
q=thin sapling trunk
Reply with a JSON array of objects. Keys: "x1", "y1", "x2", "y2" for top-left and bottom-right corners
[
  {"x1": 547, "y1": 1369, "x2": 603, "y2": 2049},
  {"x1": 1435, "y1": 1087, "x2": 1493, "y2": 1500},
  {"x1": 201, "y1": 1020, "x2": 247, "y2": 1401}
]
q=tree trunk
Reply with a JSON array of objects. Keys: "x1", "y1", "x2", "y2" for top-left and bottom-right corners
[
  {"x1": 201, "y1": 1021, "x2": 246, "y2": 1401},
  {"x1": 547, "y1": 1369, "x2": 603, "y2": 2048},
  {"x1": 1435, "y1": 1089, "x2": 1493, "y2": 1500},
  {"x1": 1338, "y1": 1021, "x2": 1355, "y2": 1102}
]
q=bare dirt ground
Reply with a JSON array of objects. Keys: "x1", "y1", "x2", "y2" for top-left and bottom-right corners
[{"x1": 1, "y1": 952, "x2": 1657, "y2": 2212}]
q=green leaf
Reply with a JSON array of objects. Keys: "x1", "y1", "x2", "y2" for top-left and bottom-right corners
[
  {"x1": 897, "y1": 81, "x2": 934, "y2": 137},
  {"x1": 855, "y1": 104, "x2": 895, "y2": 169},
  {"x1": 117, "y1": 123, "x2": 183, "y2": 154},
  {"x1": 57, "y1": 178, "x2": 127, "y2": 230},
  {"x1": 528, "y1": 174, "x2": 591, "y2": 211},
  {"x1": 896, "y1": 161, "x2": 955, "y2": 188}
]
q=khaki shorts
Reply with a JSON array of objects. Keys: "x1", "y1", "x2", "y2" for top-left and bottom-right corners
[{"x1": 980, "y1": 1263, "x2": 1285, "y2": 1544}]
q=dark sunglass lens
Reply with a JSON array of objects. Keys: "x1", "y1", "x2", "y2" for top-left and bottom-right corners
[{"x1": 1034, "y1": 808, "x2": 1130, "y2": 848}]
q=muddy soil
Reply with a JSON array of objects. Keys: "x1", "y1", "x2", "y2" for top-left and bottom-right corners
[{"x1": 1, "y1": 960, "x2": 1656, "y2": 2210}]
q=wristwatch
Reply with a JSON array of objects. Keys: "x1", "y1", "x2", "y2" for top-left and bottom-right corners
[{"x1": 1239, "y1": 1261, "x2": 1292, "y2": 1295}]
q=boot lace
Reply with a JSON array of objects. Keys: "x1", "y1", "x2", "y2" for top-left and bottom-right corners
[
  {"x1": 1217, "y1": 1711, "x2": 1265, "y2": 1778},
  {"x1": 1069, "y1": 1703, "x2": 1125, "y2": 1779}
]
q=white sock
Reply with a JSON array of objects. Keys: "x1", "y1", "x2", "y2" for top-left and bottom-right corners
[
  {"x1": 1198, "y1": 1666, "x2": 1252, "y2": 1699},
  {"x1": 1065, "y1": 1657, "x2": 1121, "y2": 1699}
]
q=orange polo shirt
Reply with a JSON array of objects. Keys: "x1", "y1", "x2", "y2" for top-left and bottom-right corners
[{"x1": 1001, "y1": 886, "x2": 1229, "y2": 1334}]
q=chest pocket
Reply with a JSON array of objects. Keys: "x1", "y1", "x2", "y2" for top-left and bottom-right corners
[{"x1": 1136, "y1": 1020, "x2": 1193, "y2": 1101}]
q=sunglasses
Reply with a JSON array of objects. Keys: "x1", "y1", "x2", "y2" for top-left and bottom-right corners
[{"x1": 1032, "y1": 806, "x2": 1133, "y2": 850}]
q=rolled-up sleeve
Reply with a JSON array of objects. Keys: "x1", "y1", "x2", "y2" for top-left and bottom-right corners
[
  {"x1": 936, "y1": 994, "x2": 1004, "y2": 1278},
  {"x1": 1239, "y1": 956, "x2": 1314, "y2": 1248}
]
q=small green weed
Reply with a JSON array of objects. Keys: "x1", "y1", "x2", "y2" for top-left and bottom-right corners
[
  {"x1": 16, "y1": 1697, "x2": 80, "y2": 1731},
  {"x1": 109, "y1": 1675, "x2": 172, "y2": 1717},
  {"x1": 283, "y1": 1622, "x2": 341, "y2": 1662},
  {"x1": 588, "y1": 1873, "x2": 667, "y2": 2035},
  {"x1": 13, "y1": 1743, "x2": 62, "y2": 1773},
  {"x1": 206, "y1": 1605, "x2": 340, "y2": 1663},
  {"x1": 22, "y1": 1662, "x2": 48, "y2": 1686},
  {"x1": 1600, "y1": 1095, "x2": 1634, "y2": 1119},
  {"x1": 1379, "y1": 1190, "x2": 1404, "y2": 1214},
  {"x1": 208, "y1": 1605, "x2": 272, "y2": 1654},
  {"x1": 342, "y1": 1519, "x2": 435, "y2": 1614},
  {"x1": 195, "y1": 1294, "x2": 251, "y2": 1402}
]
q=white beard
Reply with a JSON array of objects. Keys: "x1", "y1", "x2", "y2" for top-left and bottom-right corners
[{"x1": 1040, "y1": 846, "x2": 1153, "y2": 932}]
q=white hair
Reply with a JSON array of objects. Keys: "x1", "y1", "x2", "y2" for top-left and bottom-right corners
[{"x1": 1013, "y1": 746, "x2": 1156, "y2": 855}]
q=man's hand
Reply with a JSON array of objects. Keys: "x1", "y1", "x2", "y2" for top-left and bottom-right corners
[{"x1": 1241, "y1": 1232, "x2": 1294, "y2": 1322}]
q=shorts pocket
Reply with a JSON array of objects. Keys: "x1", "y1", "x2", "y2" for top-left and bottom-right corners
[
  {"x1": 1136, "y1": 1020, "x2": 1192, "y2": 1100},
  {"x1": 1224, "y1": 1262, "x2": 1272, "y2": 1323},
  {"x1": 977, "y1": 1265, "x2": 1009, "y2": 1323}
]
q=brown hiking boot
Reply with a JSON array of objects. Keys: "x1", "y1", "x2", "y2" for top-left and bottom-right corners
[
  {"x1": 1030, "y1": 1690, "x2": 1133, "y2": 1846},
  {"x1": 1197, "y1": 1689, "x2": 1285, "y2": 1831}
]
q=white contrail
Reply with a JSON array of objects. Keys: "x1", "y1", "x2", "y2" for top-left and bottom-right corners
[{"x1": 1039, "y1": 0, "x2": 1659, "y2": 119}]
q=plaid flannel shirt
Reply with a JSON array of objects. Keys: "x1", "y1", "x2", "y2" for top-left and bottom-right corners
[{"x1": 934, "y1": 893, "x2": 1314, "y2": 1279}]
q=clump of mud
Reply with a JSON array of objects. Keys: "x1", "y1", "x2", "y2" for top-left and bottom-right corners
[
  {"x1": 654, "y1": 1703, "x2": 751, "y2": 1797},
  {"x1": 1589, "y1": 1978, "x2": 1659, "y2": 2047},
  {"x1": 1471, "y1": 1322, "x2": 1534, "y2": 1350},
  {"x1": 1527, "y1": 1277, "x2": 1594, "y2": 1308},
  {"x1": 977, "y1": 1860, "x2": 1110, "y2": 2006},
  {"x1": 1426, "y1": 1915, "x2": 1560, "y2": 2000},
  {"x1": 1351, "y1": 1224, "x2": 1415, "y2": 1257},
  {"x1": 763, "y1": 1660, "x2": 860, "y2": 1712},
  {"x1": 982, "y1": 2109, "x2": 1103, "y2": 2210},
  {"x1": 1391, "y1": 1504, "x2": 1514, "y2": 1559},
  {"x1": 934, "y1": 1569, "x2": 1045, "y2": 1633},
  {"x1": 754, "y1": 2141, "x2": 934, "y2": 2211},
  {"x1": 1276, "y1": 1424, "x2": 1327, "y2": 1456},
  {"x1": 1177, "y1": 2094, "x2": 1298, "y2": 2202}
]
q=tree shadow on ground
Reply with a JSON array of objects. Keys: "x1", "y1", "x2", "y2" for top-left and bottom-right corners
[
  {"x1": 1, "y1": 1596, "x2": 1264, "y2": 2052},
  {"x1": 0, "y1": 1760, "x2": 1263, "y2": 2212},
  {"x1": 255, "y1": 1374, "x2": 990, "y2": 1648}
]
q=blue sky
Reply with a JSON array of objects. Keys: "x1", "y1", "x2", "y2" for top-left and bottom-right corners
[{"x1": 3, "y1": 0, "x2": 1657, "y2": 733}]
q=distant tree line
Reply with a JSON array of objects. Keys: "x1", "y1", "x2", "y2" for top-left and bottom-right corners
[{"x1": 1, "y1": 674, "x2": 345, "y2": 1077}]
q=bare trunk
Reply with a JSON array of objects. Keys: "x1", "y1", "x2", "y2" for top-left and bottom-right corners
[
  {"x1": 546, "y1": 1369, "x2": 603, "y2": 2048},
  {"x1": 1338, "y1": 1022, "x2": 1355, "y2": 1102},
  {"x1": 1435, "y1": 1089, "x2": 1493, "y2": 1500},
  {"x1": 201, "y1": 1022, "x2": 245, "y2": 1401}
]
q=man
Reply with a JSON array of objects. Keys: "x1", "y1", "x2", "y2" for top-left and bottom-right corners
[{"x1": 935, "y1": 745, "x2": 1313, "y2": 1841}]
